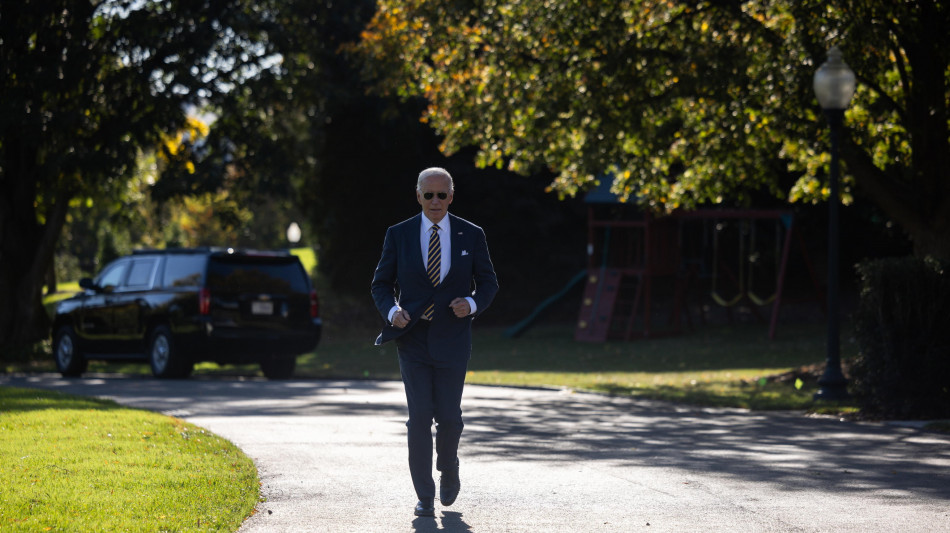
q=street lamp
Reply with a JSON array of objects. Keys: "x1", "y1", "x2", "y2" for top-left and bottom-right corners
[{"x1": 812, "y1": 46, "x2": 856, "y2": 401}]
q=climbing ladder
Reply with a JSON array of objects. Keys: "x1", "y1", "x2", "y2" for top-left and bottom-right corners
[{"x1": 577, "y1": 267, "x2": 655, "y2": 341}]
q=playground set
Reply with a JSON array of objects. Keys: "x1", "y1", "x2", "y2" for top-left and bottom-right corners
[{"x1": 505, "y1": 181, "x2": 824, "y2": 342}]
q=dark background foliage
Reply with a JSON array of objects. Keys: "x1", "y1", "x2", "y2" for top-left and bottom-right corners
[{"x1": 851, "y1": 257, "x2": 950, "y2": 419}]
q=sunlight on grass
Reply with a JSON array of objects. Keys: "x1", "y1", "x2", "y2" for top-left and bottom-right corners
[
  {"x1": 14, "y1": 307, "x2": 857, "y2": 412},
  {"x1": 41, "y1": 282, "x2": 82, "y2": 319},
  {"x1": 0, "y1": 387, "x2": 258, "y2": 532},
  {"x1": 289, "y1": 246, "x2": 318, "y2": 278},
  {"x1": 465, "y1": 368, "x2": 819, "y2": 410},
  {"x1": 459, "y1": 322, "x2": 855, "y2": 410},
  {"x1": 289, "y1": 320, "x2": 857, "y2": 411}
]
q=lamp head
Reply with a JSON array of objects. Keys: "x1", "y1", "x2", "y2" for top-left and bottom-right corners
[
  {"x1": 286, "y1": 222, "x2": 301, "y2": 244},
  {"x1": 813, "y1": 46, "x2": 856, "y2": 110}
]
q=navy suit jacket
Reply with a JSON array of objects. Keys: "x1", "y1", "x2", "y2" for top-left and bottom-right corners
[{"x1": 372, "y1": 213, "x2": 499, "y2": 360}]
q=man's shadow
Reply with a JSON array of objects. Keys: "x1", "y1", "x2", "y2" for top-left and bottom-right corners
[{"x1": 412, "y1": 511, "x2": 472, "y2": 532}]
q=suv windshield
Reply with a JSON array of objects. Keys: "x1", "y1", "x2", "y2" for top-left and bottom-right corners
[{"x1": 206, "y1": 256, "x2": 309, "y2": 294}]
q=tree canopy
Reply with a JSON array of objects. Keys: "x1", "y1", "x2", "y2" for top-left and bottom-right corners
[
  {"x1": 0, "y1": 0, "x2": 593, "y2": 353},
  {"x1": 353, "y1": 0, "x2": 950, "y2": 259},
  {"x1": 0, "y1": 0, "x2": 330, "y2": 349}
]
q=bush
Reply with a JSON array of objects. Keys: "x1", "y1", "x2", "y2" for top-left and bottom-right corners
[{"x1": 851, "y1": 256, "x2": 950, "y2": 419}]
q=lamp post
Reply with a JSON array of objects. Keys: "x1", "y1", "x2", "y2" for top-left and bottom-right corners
[{"x1": 812, "y1": 46, "x2": 856, "y2": 401}]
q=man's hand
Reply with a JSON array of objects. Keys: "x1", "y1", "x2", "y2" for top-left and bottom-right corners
[
  {"x1": 392, "y1": 308, "x2": 411, "y2": 328},
  {"x1": 449, "y1": 298, "x2": 471, "y2": 317}
]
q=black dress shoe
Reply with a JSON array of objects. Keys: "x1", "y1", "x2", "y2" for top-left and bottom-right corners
[
  {"x1": 414, "y1": 499, "x2": 435, "y2": 517},
  {"x1": 439, "y1": 467, "x2": 460, "y2": 506}
]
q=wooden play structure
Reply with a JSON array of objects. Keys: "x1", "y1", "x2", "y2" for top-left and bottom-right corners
[{"x1": 574, "y1": 184, "x2": 822, "y2": 342}]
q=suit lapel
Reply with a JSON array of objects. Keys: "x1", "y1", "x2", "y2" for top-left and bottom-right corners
[{"x1": 408, "y1": 214, "x2": 425, "y2": 274}]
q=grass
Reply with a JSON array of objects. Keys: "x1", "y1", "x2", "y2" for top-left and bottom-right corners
[
  {"x1": 304, "y1": 320, "x2": 861, "y2": 412},
  {"x1": 289, "y1": 247, "x2": 318, "y2": 278},
  {"x1": 30, "y1": 273, "x2": 859, "y2": 413},
  {"x1": 11, "y1": 306, "x2": 860, "y2": 412},
  {"x1": 0, "y1": 387, "x2": 259, "y2": 532}
]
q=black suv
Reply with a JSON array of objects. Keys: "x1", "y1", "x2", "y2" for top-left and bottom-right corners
[{"x1": 52, "y1": 248, "x2": 322, "y2": 379}]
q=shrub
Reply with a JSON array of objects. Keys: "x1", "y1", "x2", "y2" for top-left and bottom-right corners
[{"x1": 851, "y1": 256, "x2": 950, "y2": 419}]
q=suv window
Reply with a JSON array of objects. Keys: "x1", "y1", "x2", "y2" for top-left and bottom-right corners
[
  {"x1": 163, "y1": 255, "x2": 206, "y2": 288},
  {"x1": 126, "y1": 258, "x2": 157, "y2": 288},
  {"x1": 207, "y1": 257, "x2": 309, "y2": 294},
  {"x1": 97, "y1": 261, "x2": 128, "y2": 290}
]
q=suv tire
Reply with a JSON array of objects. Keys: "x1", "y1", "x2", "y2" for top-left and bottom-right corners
[
  {"x1": 260, "y1": 356, "x2": 296, "y2": 380},
  {"x1": 148, "y1": 325, "x2": 193, "y2": 379},
  {"x1": 53, "y1": 326, "x2": 88, "y2": 377}
]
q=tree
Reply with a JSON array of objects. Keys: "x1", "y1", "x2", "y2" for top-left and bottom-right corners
[
  {"x1": 274, "y1": 0, "x2": 590, "y2": 307},
  {"x1": 353, "y1": 0, "x2": 950, "y2": 260},
  {"x1": 0, "y1": 0, "x2": 300, "y2": 351}
]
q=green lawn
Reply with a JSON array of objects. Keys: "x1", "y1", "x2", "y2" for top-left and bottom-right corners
[
  {"x1": 31, "y1": 267, "x2": 857, "y2": 413},
  {"x1": 1, "y1": 250, "x2": 865, "y2": 533},
  {"x1": 302, "y1": 320, "x2": 859, "y2": 411},
  {"x1": 0, "y1": 310, "x2": 861, "y2": 531},
  {"x1": 0, "y1": 387, "x2": 258, "y2": 532},
  {"x1": 12, "y1": 314, "x2": 857, "y2": 412}
]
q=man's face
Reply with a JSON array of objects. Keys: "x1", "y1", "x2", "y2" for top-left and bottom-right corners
[{"x1": 417, "y1": 174, "x2": 454, "y2": 223}]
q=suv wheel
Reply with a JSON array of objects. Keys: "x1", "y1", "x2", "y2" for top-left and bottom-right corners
[
  {"x1": 148, "y1": 325, "x2": 193, "y2": 379},
  {"x1": 53, "y1": 326, "x2": 88, "y2": 377},
  {"x1": 260, "y1": 357, "x2": 296, "y2": 380}
]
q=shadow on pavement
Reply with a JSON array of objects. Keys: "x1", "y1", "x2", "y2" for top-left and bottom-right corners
[
  {"x1": 411, "y1": 511, "x2": 472, "y2": 532},
  {"x1": 461, "y1": 391, "x2": 950, "y2": 500}
]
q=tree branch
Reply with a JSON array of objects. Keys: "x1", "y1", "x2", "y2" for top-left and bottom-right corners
[{"x1": 843, "y1": 138, "x2": 924, "y2": 237}]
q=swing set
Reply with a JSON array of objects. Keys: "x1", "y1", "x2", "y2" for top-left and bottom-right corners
[
  {"x1": 678, "y1": 209, "x2": 823, "y2": 339},
  {"x1": 574, "y1": 204, "x2": 823, "y2": 342}
]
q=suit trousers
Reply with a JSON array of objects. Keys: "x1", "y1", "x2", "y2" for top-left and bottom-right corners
[{"x1": 396, "y1": 319, "x2": 468, "y2": 500}]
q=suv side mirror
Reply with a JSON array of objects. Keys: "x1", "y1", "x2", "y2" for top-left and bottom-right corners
[{"x1": 79, "y1": 278, "x2": 97, "y2": 291}]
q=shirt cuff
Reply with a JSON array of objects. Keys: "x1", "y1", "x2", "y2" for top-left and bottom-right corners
[
  {"x1": 465, "y1": 297, "x2": 477, "y2": 315},
  {"x1": 387, "y1": 306, "x2": 400, "y2": 323}
]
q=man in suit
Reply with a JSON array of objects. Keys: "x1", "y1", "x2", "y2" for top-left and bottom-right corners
[{"x1": 371, "y1": 167, "x2": 499, "y2": 517}]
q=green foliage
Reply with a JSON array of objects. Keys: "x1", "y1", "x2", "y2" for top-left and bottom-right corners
[
  {"x1": 0, "y1": 387, "x2": 258, "y2": 531},
  {"x1": 0, "y1": 0, "x2": 260, "y2": 346},
  {"x1": 3, "y1": 0, "x2": 286, "y2": 205},
  {"x1": 851, "y1": 256, "x2": 950, "y2": 419},
  {"x1": 354, "y1": 1, "x2": 801, "y2": 204},
  {"x1": 353, "y1": 0, "x2": 950, "y2": 258},
  {"x1": 2, "y1": 0, "x2": 342, "y2": 349}
]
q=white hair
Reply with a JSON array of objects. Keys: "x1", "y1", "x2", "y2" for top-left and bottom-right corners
[{"x1": 416, "y1": 167, "x2": 454, "y2": 192}]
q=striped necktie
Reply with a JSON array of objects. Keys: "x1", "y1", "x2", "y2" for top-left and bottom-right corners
[{"x1": 422, "y1": 224, "x2": 441, "y2": 319}]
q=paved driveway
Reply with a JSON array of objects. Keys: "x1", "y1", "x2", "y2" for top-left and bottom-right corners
[{"x1": 3, "y1": 374, "x2": 950, "y2": 532}]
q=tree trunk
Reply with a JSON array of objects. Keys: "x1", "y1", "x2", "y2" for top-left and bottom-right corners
[
  {"x1": 46, "y1": 261, "x2": 57, "y2": 295},
  {"x1": 0, "y1": 138, "x2": 72, "y2": 356},
  {"x1": 849, "y1": 6, "x2": 950, "y2": 265},
  {"x1": 0, "y1": 204, "x2": 69, "y2": 354},
  {"x1": 844, "y1": 131, "x2": 950, "y2": 265}
]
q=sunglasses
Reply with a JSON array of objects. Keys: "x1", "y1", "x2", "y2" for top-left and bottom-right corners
[{"x1": 423, "y1": 192, "x2": 449, "y2": 200}]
